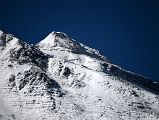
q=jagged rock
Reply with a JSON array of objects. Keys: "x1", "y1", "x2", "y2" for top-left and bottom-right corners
[{"x1": 0, "y1": 30, "x2": 159, "y2": 120}]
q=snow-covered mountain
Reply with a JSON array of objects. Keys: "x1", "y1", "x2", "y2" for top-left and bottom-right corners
[{"x1": 0, "y1": 30, "x2": 159, "y2": 120}]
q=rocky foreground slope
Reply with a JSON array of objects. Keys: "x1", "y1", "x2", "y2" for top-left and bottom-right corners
[{"x1": 0, "y1": 30, "x2": 159, "y2": 120}]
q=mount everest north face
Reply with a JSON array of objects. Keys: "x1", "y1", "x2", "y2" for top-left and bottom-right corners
[{"x1": 0, "y1": 30, "x2": 159, "y2": 120}]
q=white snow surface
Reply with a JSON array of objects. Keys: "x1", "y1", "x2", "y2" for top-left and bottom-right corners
[
  {"x1": 0, "y1": 30, "x2": 159, "y2": 120},
  {"x1": 0, "y1": 30, "x2": 3, "y2": 45},
  {"x1": 0, "y1": 30, "x2": 3, "y2": 35}
]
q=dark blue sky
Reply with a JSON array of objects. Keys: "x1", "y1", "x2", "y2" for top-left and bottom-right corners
[{"x1": 0, "y1": 0, "x2": 159, "y2": 81}]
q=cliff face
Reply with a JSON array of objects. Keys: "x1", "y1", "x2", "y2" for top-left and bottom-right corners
[{"x1": 0, "y1": 30, "x2": 159, "y2": 120}]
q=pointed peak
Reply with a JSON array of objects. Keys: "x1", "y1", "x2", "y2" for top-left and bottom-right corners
[
  {"x1": 0, "y1": 30, "x2": 3, "y2": 36},
  {"x1": 0, "y1": 29, "x2": 9, "y2": 35},
  {"x1": 51, "y1": 31, "x2": 68, "y2": 39},
  {"x1": 0, "y1": 29, "x2": 18, "y2": 46},
  {"x1": 38, "y1": 31, "x2": 73, "y2": 48},
  {"x1": 0, "y1": 30, "x2": 14, "y2": 42}
]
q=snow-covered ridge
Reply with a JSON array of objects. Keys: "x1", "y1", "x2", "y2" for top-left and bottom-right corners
[
  {"x1": 0, "y1": 30, "x2": 159, "y2": 120},
  {"x1": 37, "y1": 31, "x2": 107, "y2": 61},
  {"x1": 37, "y1": 31, "x2": 159, "y2": 93}
]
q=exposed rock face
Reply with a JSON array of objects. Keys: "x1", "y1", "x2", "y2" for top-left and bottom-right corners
[{"x1": 0, "y1": 30, "x2": 159, "y2": 120}]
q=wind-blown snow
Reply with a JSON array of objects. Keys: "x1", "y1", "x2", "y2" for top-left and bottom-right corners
[{"x1": 0, "y1": 30, "x2": 159, "y2": 120}]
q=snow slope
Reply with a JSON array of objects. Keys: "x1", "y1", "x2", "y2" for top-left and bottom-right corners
[{"x1": 0, "y1": 30, "x2": 159, "y2": 120}]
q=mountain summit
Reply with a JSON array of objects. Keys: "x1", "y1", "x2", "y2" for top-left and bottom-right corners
[
  {"x1": 0, "y1": 30, "x2": 159, "y2": 120},
  {"x1": 39, "y1": 31, "x2": 70, "y2": 47}
]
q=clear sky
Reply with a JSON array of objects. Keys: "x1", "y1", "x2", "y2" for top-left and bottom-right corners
[{"x1": 0, "y1": 0, "x2": 159, "y2": 81}]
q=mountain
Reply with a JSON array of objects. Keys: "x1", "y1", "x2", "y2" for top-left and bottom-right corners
[{"x1": 0, "y1": 30, "x2": 159, "y2": 120}]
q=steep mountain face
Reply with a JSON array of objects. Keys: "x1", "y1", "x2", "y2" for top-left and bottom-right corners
[{"x1": 0, "y1": 30, "x2": 159, "y2": 120}]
